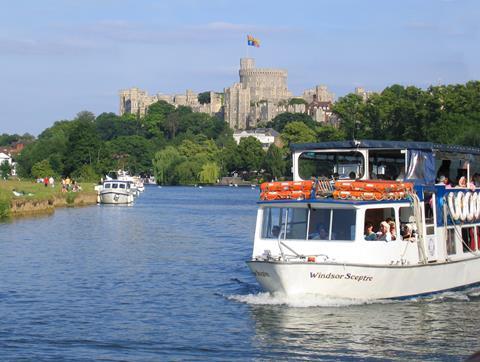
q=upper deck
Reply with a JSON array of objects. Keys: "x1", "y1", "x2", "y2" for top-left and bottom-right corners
[{"x1": 291, "y1": 140, "x2": 480, "y2": 187}]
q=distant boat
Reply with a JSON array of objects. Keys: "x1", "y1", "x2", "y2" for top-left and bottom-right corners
[{"x1": 99, "y1": 180, "x2": 134, "y2": 204}]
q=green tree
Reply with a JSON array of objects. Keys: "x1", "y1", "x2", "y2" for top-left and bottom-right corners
[
  {"x1": 198, "y1": 91, "x2": 211, "y2": 104},
  {"x1": 31, "y1": 159, "x2": 54, "y2": 179},
  {"x1": 0, "y1": 160, "x2": 11, "y2": 179},
  {"x1": 263, "y1": 144, "x2": 285, "y2": 180},
  {"x1": 64, "y1": 118, "x2": 101, "y2": 176},
  {"x1": 281, "y1": 121, "x2": 317, "y2": 147},
  {"x1": 267, "y1": 112, "x2": 316, "y2": 132},
  {"x1": 199, "y1": 162, "x2": 220, "y2": 184},
  {"x1": 237, "y1": 137, "x2": 265, "y2": 171},
  {"x1": 152, "y1": 146, "x2": 184, "y2": 184}
]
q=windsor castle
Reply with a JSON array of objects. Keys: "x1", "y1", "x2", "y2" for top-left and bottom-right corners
[{"x1": 119, "y1": 58, "x2": 371, "y2": 130}]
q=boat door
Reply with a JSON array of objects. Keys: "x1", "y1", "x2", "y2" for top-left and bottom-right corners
[{"x1": 423, "y1": 191, "x2": 438, "y2": 262}]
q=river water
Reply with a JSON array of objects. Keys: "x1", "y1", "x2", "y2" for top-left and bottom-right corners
[{"x1": 0, "y1": 186, "x2": 479, "y2": 361}]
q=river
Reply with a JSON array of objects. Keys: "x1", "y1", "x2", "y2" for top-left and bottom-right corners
[{"x1": 0, "y1": 186, "x2": 479, "y2": 361}]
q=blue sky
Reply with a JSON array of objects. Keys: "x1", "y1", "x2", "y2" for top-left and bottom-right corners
[{"x1": 1, "y1": 0, "x2": 479, "y2": 135}]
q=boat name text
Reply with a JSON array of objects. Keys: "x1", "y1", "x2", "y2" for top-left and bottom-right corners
[{"x1": 310, "y1": 272, "x2": 373, "y2": 282}]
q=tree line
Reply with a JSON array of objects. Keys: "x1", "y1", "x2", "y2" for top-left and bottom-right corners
[{"x1": 4, "y1": 81, "x2": 480, "y2": 184}]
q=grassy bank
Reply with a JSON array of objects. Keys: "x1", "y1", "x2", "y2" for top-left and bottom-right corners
[{"x1": 0, "y1": 180, "x2": 98, "y2": 219}]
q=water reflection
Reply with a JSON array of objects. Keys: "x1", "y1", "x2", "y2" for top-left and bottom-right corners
[{"x1": 245, "y1": 291, "x2": 480, "y2": 360}]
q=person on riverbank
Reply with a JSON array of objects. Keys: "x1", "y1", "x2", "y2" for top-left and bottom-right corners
[
  {"x1": 43, "y1": 177, "x2": 49, "y2": 187},
  {"x1": 49, "y1": 176, "x2": 54, "y2": 188}
]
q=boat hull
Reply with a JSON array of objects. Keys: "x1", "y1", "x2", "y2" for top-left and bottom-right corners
[
  {"x1": 99, "y1": 191, "x2": 134, "y2": 204},
  {"x1": 247, "y1": 258, "x2": 480, "y2": 300}
]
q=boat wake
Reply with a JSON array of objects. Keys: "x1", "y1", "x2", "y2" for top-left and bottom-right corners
[
  {"x1": 227, "y1": 285, "x2": 480, "y2": 307},
  {"x1": 227, "y1": 292, "x2": 377, "y2": 308}
]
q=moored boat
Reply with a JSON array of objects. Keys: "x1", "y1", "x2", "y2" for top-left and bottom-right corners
[
  {"x1": 247, "y1": 140, "x2": 480, "y2": 300},
  {"x1": 99, "y1": 180, "x2": 135, "y2": 204}
]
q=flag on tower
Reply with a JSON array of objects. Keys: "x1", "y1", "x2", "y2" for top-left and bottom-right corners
[{"x1": 247, "y1": 35, "x2": 260, "y2": 47}]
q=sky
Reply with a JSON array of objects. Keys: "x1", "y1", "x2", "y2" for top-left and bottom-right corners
[{"x1": 0, "y1": 0, "x2": 479, "y2": 136}]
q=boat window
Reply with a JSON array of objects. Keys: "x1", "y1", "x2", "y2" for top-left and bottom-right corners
[
  {"x1": 461, "y1": 227, "x2": 475, "y2": 253},
  {"x1": 399, "y1": 207, "x2": 416, "y2": 240},
  {"x1": 286, "y1": 208, "x2": 308, "y2": 240},
  {"x1": 424, "y1": 192, "x2": 435, "y2": 235},
  {"x1": 308, "y1": 208, "x2": 331, "y2": 240},
  {"x1": 104, "y1": 183, "x2": 111, "y2": 189},
  {"x1": 112, "y1": 183, "x2": 118, "y2": 189},
  {"x1": 119, "y1": 183, "x2": 126, "y2": 189},
  {"x1": 331, "y1": 209, "x2": 356, "y2": 241},
  {"x1": 364, "y1": 208, "x2": 395, "y2": 240},
  {"x1": 369, "y1": 150, "x2": 405, "y2": 180},
  {"x1": 446, "y1": 228, "x2": 456, "y2": 255},
  {"x1": 298, "y1": 151, "x2": 364, "y2": 180},
  {"x1": 262, "y1": 207, "x2": 286, "y2": 239}
]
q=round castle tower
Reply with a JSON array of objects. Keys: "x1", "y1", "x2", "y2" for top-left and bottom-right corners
[{"x1": 238, "y1": 58, "x2": 289, "y2": 103}]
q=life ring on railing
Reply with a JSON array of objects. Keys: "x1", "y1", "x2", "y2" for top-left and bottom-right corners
[
  {"x1": 468, "y1": 192, "x2": 477, "y2": 222},
  {"x1": 460, "y1": 192, "x2": 469, "y2": 221},
  {"x1": 463, "y1": 192, "x2": 472, "y2": 221},
  {"x1": 476, "y1": 192, "x2": 480, "y2": 220},
  {"x1": 448, "y1": 192, "x2": 461, "y2": 220}
]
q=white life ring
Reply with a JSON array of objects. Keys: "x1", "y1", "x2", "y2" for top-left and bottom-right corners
[
  {"x1": 463, "y1": 192, "x2": 475, "y2": 221},
  {"x1": 448, "y1": 192, "x2": 461, "y2": 220},
  {"x1": 470, "y1": 192, "x2": 478, "y2": 221},
  {"x1": 476, "y1": 192, "x2": 480, "y2": 219},
  {"x1": 461, "y1": 192, "x2": 470, "y2": 221}
]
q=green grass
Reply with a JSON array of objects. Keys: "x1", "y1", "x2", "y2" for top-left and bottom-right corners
[{"x1": 0, "y1": 179, "x2": 97, "y2": 217}]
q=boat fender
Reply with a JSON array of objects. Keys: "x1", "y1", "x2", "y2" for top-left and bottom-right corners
[
  {"x1": 460, "y1": 192, "x2": 469, "y2": 221},
  {"x1": 448, "y1": 192, "x2": 461, "y2": 221}
]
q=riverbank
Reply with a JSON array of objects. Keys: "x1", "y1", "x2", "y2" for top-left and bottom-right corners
[{"x1": 0, "y1": 180, "x2": 98, "y2": 219}]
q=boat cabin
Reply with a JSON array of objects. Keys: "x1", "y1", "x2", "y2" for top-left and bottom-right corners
[{"x1": 253, "y1": 140, "x2": 480, "y2": 266}]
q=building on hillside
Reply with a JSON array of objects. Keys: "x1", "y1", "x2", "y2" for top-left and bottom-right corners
[
  {"x1": 354, "y1": 87, "x2": 375, "y2": 101},
  {"x1": 119, "y1": 88, "x2": 223, "y2": 118},
  {"x1": 232, "y1": 128, "x2": 281, "y2": 150},
  {"x1": 224, "y1": 58, "x2": 292, "y2": 130}
]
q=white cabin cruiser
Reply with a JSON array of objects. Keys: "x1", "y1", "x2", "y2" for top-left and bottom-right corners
[
  {"x1": 99, "y1": 180, "x2": 135, "y2": 204},
  {"x1": 247, "y1": 140, "x2": 480, "y2": 300}
]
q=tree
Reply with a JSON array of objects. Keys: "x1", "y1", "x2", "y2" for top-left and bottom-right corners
[
  {"x1": 267, "y1": 112, "x2": 316, "y2": 132},
  {"x1": 263, "y1": 144, "x2": 285, "y2": 180},
  {"x1": 237, "y1": 137, "x2": 265, "y2": 171},
  {"x1": 152, "y1": 146, "x2": 184, "y2": 184},
  {"x1": 142, "y1": 101, "x2": 176, "y2": 137},
  {"x1": 64, "y1": 119, "x2": 101, "y2": 176},
  {"x1": 31, "y1": 159, "x2": 54, "y2": 179},
  {"x1": 198, "y1": 91, "x2": 211, "y2": 104},
  {"x1": 199, "y1": 162, "x2": 220, "y2": 184},
  {"x1": 0, "y1": 160, "x2": 11, "y2": 179},
  {"x1": 281, "y1": 121, "x2": 317, "y2": 147}
]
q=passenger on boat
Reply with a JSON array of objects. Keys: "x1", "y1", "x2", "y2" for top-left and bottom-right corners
[
  {"x1": 364, "y1": 222, "x2": 376, "y2": 241},
  {"x1": 456, "y1": 176, "x2": 475, "y2": 190},
  {"x1": 271, "y1": 226, "x2": 280, "y2": 238},
  {"x1": 309, "y1": 225, "x2": 329, "y2": 240},
  {"x1": 389, "y1": 221, "x2": 397, "y2": 241},
  {"x1": 401, "y1": 224, "x2": 415, "y2": 242},
  {"x1": 437, "y1": 175, "x2": 452, "y2": 188},
  {"x1": 376, "y1": 221, "x2": 392, "y2": 242}
]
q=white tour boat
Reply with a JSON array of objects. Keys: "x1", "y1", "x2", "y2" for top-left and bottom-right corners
[
  {"x1": 99, "y1": 180, "x2": 135, "y2": 204},
  {"x1": 247, "y1": 140, "x2": 480, "y2": 300}
]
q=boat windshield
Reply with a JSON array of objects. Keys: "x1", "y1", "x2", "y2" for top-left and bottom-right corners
[
  {"x1": 261, "y1": 207, "x2": 356, "y2": 241},
  {"x1": 298, "y1": 151, "x2": 364, "y2": 180}
]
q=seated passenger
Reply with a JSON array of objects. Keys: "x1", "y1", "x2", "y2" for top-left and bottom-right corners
[
  {"x1": 309, "y1": 225, "x2": 328, "y2": 240},
  {"x1": 349, "y1": 171, "x2": 356, "y2": 180},
  {"x1": 401, "y1": 224, "x2": 415, "y2": 242},
  {"x1": 376, "y1": 221, "x2": 392, "y2": 242},
  {"x1": 364, "y1": 222, "x2": 376, "y2": 240},
  {"x1": 389, "y1": 221, "x2": 397, "y2": 241}
]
